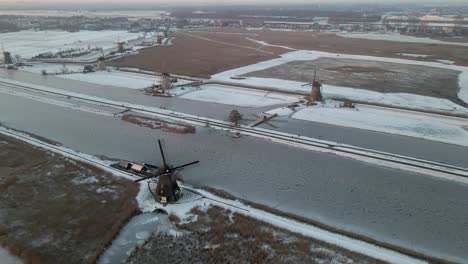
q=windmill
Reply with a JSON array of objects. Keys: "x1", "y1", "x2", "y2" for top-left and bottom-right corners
[
  {"x1": 2, "y1": 42, "x2": 14, "y2": 65},
  {"x1": 159, "y1": 61, "x2": 173, "y2": 91},
  {"x1": 133, "y1": 139, "x2": 199, "y2": 204},
  {"x1": 115, "y1": 36, "x2": 126, "y2": 53},
  {"x1": 301, "y1": 69, "x2": 323, "y2": 102},
  {"x1": 96, "y1": 49, "x2": 106, "y2": 71}
]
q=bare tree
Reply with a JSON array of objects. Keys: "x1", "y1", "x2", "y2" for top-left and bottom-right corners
[
  {"x1": 228, "y1": 110, "x2": 243, "y2": 126},
  {"x1": 14, "y1": 54, "x2": 21, "y2": 62}
]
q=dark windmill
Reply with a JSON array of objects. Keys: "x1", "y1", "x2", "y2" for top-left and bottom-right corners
[
  {"x1": 302, "y1": 69, "x2": 323, "y2": 102},
  {"x1": 134, "y1": 140, "x2": 199, "y2": 204}
]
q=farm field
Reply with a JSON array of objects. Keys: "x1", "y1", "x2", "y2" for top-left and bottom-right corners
[
  {"x1": 0, "y1": 133, "x2": 139, "y2": 264},
  {"x1": 0, "y1": 30, "x2": 142, "y2": 59},
  {"x1": 244, "y1": 57, "x2": 462, "y2": 103},
  {"x1": 112, "y1": 31, "x2": 287, "y2": 78}
]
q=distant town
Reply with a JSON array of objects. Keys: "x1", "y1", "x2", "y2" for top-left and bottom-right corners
[{"x1": 0, "y1": 5, "x2": 467, "y2": 36}]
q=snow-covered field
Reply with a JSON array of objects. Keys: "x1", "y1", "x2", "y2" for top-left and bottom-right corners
[
  {"x1": 291, "y1": 103, "x2": 468, "y2": 147},
  {"x1": 212, "y1": 50, "x2": 468, "y2": 112},
  {"x1": 0, "y1": 30, "x2": 141, "y2": 59},
  {"x1": 0, "y1": 247, "x2": 21, "y2": 264},
  {"x1": 19, "y1": 63, "x2": 84, "y2": 74},
  {"x1": 58, "y1": 70, "x2": 158, "y2": 89},
  {"x1": 180, "y1": 84, "x2": 301, "y2": 107},
  {"x1": 337, "y1": 32, "x2": 468, "y2": 47}
]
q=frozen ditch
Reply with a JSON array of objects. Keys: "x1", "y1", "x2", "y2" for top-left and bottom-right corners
[
  {"x1": 98, "y1": 212, "x2": 175, "y2": 264},
  {"x1": 0, "y1": 247, "x2": 21, "y2": 264}
]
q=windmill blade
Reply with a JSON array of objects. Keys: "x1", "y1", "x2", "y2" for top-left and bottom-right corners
[
  {"x1": 135, "y1": 172, "x2": 165, "y2": 183},
  {"x1": 158, "y1": 139, "x2": 168, "y2": 169},
  {"x1": 173, "y1": 160, "x2": 199, "y2": 171}
]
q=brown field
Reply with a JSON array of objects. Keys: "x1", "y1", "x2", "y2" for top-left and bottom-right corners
[
  {"x1": 113, "y1": 28, "x2": 468, "y2": 79},
  {"x1": 0, "y1": 134, "x2": 139, "y2": 264},
  {"x1": 251, "y1": 30, "x2": 468, "y2": 67},
  {"x1": 127, "y1": 206, "x2": 382, "y2": 264},
  {"x1": 431, "y1": 36, "x2": 468, "y2": 43},
  {"x1": 244, "y1": 57, "x2": 464, "y2": 104},
  {"x1": 202, "y1": 187, "x2": 453, "y2": 264},
  {"x1": 112, "y1": 31, "x2": 286, "y2": 78}
]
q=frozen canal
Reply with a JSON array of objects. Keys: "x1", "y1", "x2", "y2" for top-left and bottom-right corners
[
  {"x1": 1, "y1": 69, "x2": 467, "y2": 168},
  {"x1": 98, "y1": 212, "x2": 174, "y2": 264},
  {"x1": 2, "y1": 91, "x2": 468, "y2": 263}
]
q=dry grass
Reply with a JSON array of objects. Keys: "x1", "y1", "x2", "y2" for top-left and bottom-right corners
[
  {"x1": 0, "y1": 134, "x2": 139, "y2": 264},
  {"x1": 179, "y1": 206, "x2": 382, "y2": 263},
  {"x1": 253, "y1": 29, "x2": 468, "y2": 67},
  {"x1": 244, "y1": 57, "x2": 463, "y2": 104},
  {"x1": 112, "y1": 31, "x2": 286, "y2": 78},
  {"x1": 203, "y1": 187, "x2": 456, "y2": 264}
]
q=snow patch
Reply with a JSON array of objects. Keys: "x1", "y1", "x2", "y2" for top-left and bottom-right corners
[
  {"x1": 396, "y1": 53, "x2": 431, "y2": 58},
  {"x1": 72, "y1": 176, "x2": 99, "y2": 185},
  {"x1": 59, "y1": 70, "x2": 158, "y2": 89},
  {"x1": 0, "y1": 247, "x2": 21, "y2": 264},
  {"x1": 292, "y1": 103, "x2": 468, "y2": 147},
  {"x1": 437, "y1": 59, "x2": 455, "y2": 65},
  {"x1": 181, "y1": 84, "x2": 300, "y2": 107},
  {"x1": 212, "y1": 49, "x2": 468, "y2": 108},
  {"x1": 0, "y1": 30, "x2": 142, "y2": 59},
  {"x1": 337, "y1": 32, "x2": 468, "y2": 47},
  {"x1": 265, "y1": 107, "x2": 295, "y2": 117}
]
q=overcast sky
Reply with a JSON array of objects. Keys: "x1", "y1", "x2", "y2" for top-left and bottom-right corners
[{"x1": 2, "y1": 0, "x2": 467, "y2": 8}]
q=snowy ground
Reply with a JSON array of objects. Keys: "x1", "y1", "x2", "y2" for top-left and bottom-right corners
[
  {"x1": 0, "y1": 126, "x2": 426, "y2": 264},
  {"x1": 19, "y1": 63, "x2": 84, "y2": 75},
  {"x1": 396, "y1": 53, "x2": 431, "y2": 58},
  {"x1": 337, "y1": 32, "x2": 468, "y2": 47},
  {"x1": 290, "y1": 102, "x2": 468, "y2": 147},
  {"x1": 180, "y1": 84, "x2": 301, "y2": 107},
  {"x1": 58, "y1": 70, "x2": 158, "y2": 89},
  {"x1": 212, "y1": 50, "x2": 468, "y2": 112},
  {"x1": 0, "y1": 248, "x2": 21, "y2": 264},
  {"x1": 0, "y1": 30, "x2": 142, "y2": 59}
]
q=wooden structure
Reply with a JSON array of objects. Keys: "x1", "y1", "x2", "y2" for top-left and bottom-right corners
[{"x1": 134, "y1": 140, "x2": 199, "y2": 205}]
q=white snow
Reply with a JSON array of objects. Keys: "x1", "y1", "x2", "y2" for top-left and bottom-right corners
[
  {"x1": 245, "y1": 37, "x2": 297, "y2": 50},
  {"x1": 19, "y1": 63, "x2": 84, "y2": 74},
  {"x1": 0, "y1": 247, "x2": 21, "y2": 264},
  {"x1": 0, "y1": 30, "x2": 142, "y2": 59},
  {"x1": 2, "y1": 79, "x2": 467, "y2": 183},
  {"x1": 396, "y1": 53, "x2": 431, "y2": 58},
  {"x1": 58, "y1": 70, "x2": 158, "y2": 89},
  {"x1": 212, "y1": 49, "x2": 468, "y2": 110},
  {"x1": 168, "y1": 186, "x2": 428, "y2": 264},
  {"x1": 265, "y1": 107, "x2": 295, "y2": 117},
  {"x1": 437, "y1": 59, "x2": 455, "y2": 65},
  {"x1": 180, "y1": 84, "x2": 301, "y2": 107},
  {"x1": 337, "y1": 32, "x2": 468, "y2": 47},
  {"x1": 292, "y1": 103, "x2": 468, "y2": 147}
]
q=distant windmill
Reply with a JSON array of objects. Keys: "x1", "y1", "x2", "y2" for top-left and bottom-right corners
[
  {"x1": 115, "y1": 36, "x2": 125, "y2": 53},
  {"x1": 96, "y1": 49, "x2": 106, "y2": 71},
  {"x1": 301, "y1": 69, "x2": 323, "y2": 102},
  {"x1": 159, "y1": 61, "x2": 173, "y2": 91},
  {"x1": 2, "y1": 42, "x2": 14, "y2": 65}
]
